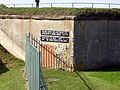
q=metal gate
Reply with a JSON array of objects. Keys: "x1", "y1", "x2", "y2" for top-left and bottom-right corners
[
  {"x1": 26, "y1": 33, "x2": 48, "y2": 90},
  {"x1": 41, "y1": 44, "x2": 55, "y2": 68},
  {"x1": 40, "y1": 43, "x2": 73, "y2": 71},
  {"x1": 26, "y1": 32, "x2": 73, "y2": 89}
]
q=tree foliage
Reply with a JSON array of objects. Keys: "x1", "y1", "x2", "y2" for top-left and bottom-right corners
[{"x1": 0, "y1": 4, "x2": 7, "y2": 8}]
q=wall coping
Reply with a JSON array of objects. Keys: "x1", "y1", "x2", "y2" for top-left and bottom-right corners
[{"x1": 0, "y1": 15, "x2": 76, "y2": 20}]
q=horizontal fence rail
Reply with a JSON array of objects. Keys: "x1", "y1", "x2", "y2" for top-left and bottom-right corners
[{"x1": 5, "y1": 2, "x2": 120, "y2": 8}]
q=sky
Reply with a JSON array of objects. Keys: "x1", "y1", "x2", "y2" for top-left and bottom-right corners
[
  {"x1": 0, "y1": 0, "x2": 120, "y2": 8},
  {"x1": 0, "y1": 0, "x2": 120, "y2": 4}
]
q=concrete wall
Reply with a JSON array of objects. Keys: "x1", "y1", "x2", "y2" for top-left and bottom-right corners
[
  {"x1": 74, "y1": 20, "x2": 120, "y2": 70},
  {"x1": 1, "y1": 17, "x2": 120, "y2": 70},
  {"x1": 0, "y1": 29, "x2": 25, "y2": 60},
  {"x1": 0, "y1": 19, "x2": 74, "y2": 65}
]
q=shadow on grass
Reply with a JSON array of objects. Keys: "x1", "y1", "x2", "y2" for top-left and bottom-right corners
[
  {"x1": 74, "y1": 66, "x2": 120, "y2": 90},
  {"x1": 0, "y1": 59, "x2": 9, "y2": 74},
  {"x1": 83, "y1": 65, "x2": 120, "y2": 72},
  {"x1": 75, "y1": 71, "x2": 92, "y2": 90}
]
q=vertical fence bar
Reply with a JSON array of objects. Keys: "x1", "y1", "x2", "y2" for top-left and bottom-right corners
[
  {"x1": 53, "y1": 47, "x2": 55, "y2": 69},
  {"x1": 25, "y1": 34, "x2": 29, "y2": 90},
  {"x1": 31, "y1": 43, "x2": 33, "y2": 90},
  {"x1": 60, "y1": 57, "x2": 62, "y2": 70},
  {"x1": 42, "y1": 44, "x2": 44, "y2": 67},
  {"x1": 56, "y1": 54, "x2": 58, "y2": 69},
  {"x1": 48, "y1": 46, "x2": 50, "y2": 68},
  {"x1": 43, "y1": 45, "x2": 45, "y2": 67},
  {"x1": 52, "y1": 48, "x2": 54, "y2": 68},
  {"x1": 55, "y1": 54, "x2": 57, "y2": 69},
  {"x1": 34, "y1": 48, "x2": 36, "y2": 90},
  {"x1": 50, "y1": 47, "x2": 52, "y2": 68},
  {"x1": 47, "y1": 46, "x2": 49, "y2": 68},
  {"x1": 32, "y1": 34, "x2": 33, "y2": 44},
  {"x1": 46, "y1": 46, "x2": 48, "y2": 68},
  {"x1": 45, "y1": 45, "x2": 47, "y2": 68},
  {"x1": 37, "y1": 45, "x2": 40, "y2": 90},
  {"x1": 34, "y1": 36, "x2": 35, "y2": 46}
]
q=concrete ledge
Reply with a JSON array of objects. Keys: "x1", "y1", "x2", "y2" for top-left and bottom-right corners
[
  {"x1": 0, "y1": 15, "x2": 76, "y2": 20},
  {"x1": 0, "y1": 29, "x2": 25, "y2": 61}
]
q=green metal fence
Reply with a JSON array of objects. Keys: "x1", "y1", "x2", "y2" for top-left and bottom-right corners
[{"x1": 26, "y1": 33, "x2": 48, "y2": 90}]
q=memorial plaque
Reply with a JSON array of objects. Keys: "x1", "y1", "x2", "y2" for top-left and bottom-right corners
[
  {"x1": 41, "y1": 30, "x2": 69, "y2": 37},
  {"x1": 41, "y1": 36, "x2": 69, "y2": 43},
  {"x1": 41, "y1": 30, "x2": 69, "y2": 43}
]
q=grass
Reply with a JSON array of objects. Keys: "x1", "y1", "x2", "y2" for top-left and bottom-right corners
[
  {"x1": 82, "y1": 69, "x2": 120, "y2": 90},
  {"x1": 43, "y1": 68, "x2": 89, "y2": 90},
  {"x1": 0, "y1": 8, "x2": 120, "y2": 17},
  {"x1": 43, "y1": 68, "x2": 120, "y2": 90},
  {"x1": 1, "y1": 44, "x2": 120, "y2": 90},
  {"x1": 0, "y1": 45, "x2": 26, "y2": 90}
]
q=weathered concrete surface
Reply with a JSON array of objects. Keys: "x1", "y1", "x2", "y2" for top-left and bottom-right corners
[
  {"x1": 0, "y1": 29, "x2": 25, "y2": 60},
  {"x1": 1, "y1": 15, "x2": 120, "y2": 70},
  {"x1": 0, "y1": 18, "x2": 74, "y2": 65},
  {"x1": 74, "y1": 20, "x2": 120, "y2": 70}
]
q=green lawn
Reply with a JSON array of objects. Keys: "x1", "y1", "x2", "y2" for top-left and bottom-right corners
[
  {"x1": 1, "y1": 44, "x2": 120, "y2": 90},
  {"x1": 1, "y1": 8, "x2": 120, "y2": 17},
  {"x1": 0, "y1": 66, "x2": 26, "y2": 90},
  {"x1": 42, "y1": 68, "x2": 120, "y2": 90},
  {"x1": 82, "y1": 69, "x2": 120, "y2": 90},
  {"x1": 43, "y1": 68, "x2": 89, "y2": 90},
  {"x1": 0, "y1": 45, "x2": 26, "y2": 90}
]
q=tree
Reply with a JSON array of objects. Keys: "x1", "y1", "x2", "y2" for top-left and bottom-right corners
[{"x1": 0, "y1": 4, "x2": 7, "y2": 8}]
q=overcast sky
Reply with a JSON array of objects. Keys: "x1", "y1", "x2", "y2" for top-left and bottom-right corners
[{"x1": 0, "y1": 0, "x2": 120, "y2": 4}]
